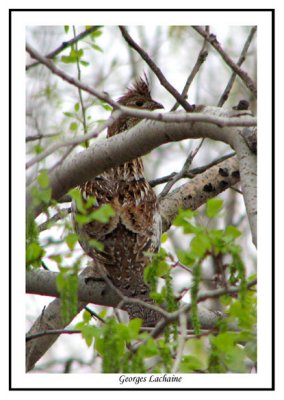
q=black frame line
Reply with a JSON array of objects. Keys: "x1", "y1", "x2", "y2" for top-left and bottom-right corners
[{"x1": 10, "y1": 7, "x2": 275, "y2": 391}]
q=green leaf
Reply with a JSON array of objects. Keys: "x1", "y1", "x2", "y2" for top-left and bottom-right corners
[
  {"x1": 37, "y1": 170, "x2": 49, "y2": 188},
  {"x1": 91, "y1": 204, "x2": 115, "y2": 223},
  {"x1": 81, "y1": 325, "x2": 98, "y2": 347},
  {"x1": 49, "y1": 254, "x2": 62, "y2": 264},
  {"x1": 128, "y1": 319, "x2": 142, "y2": 340},
  {"x1": 101, "y1": 103, "x2": 112, "y2": 111},
  {"x1": 91, "y1": 30, "x2": 102, "y2": 38},
  {"x1": 95, "y1": 336, "x2": 105, "y2": 355},
  {"x1": 80, "y1": 60, "x2": 90, "y2": 67},
  {"x1": 65, "y1": 233, "x2": 78, "y2": 251},
  {"x1": 190, "y1": 233, "x2": 211, "y2": 257},
  {"x1": 70, "y1": 48, "x2": 84, "y2": 59},
  {"x1": 82, "y1": 309, "x2": 92, "y2": 323},
  {"x1": 26, "y1": 242, "x2": 44, "y2": 267},
  {"x1": 139, "y1": 337, "x2": 158, "y2": 357},
  {"x1": 56, "y1": 269, "x2": 79, "y2": 323},
  {"x1": 180, "y1": 355, "x2": 205, "y2": 372},
  {"x1": 244, "y1": 340, "x2": 257, "y2": 363},
  {"x1": 63, "y1": 111, "x2": 74, "y2": 118},
  {"x1": 156, "y1": 261, "x2": 170, "y2": 277},
  {"x1": 206, "y1": 198, "x2": 223, "y2": 218},
  {"x1": 64, "y1": 26, "x2": 69, "y2": 33},
  {"x1": 161, "y1": 233, "x2": 168, "y2": 243},
  {"x1": 210, "y1": 332, "x2": 239, "y2": 352},
  {"x1": 91, "y1": 43, "x2": 103, "y2": 52},
  {"x1": 177, "y1": 249, "x2": 196, "y2": 266},
  {"x1": 41, "y1": 188, "x2": 52, "y2": 204},
  {"x1": 74, "y1": 214, "x2": 90, "y2": 224},
  {"x1": 99, "y1": 309, "x2": 108, "y2": 319},
  {"x1": 70, "y1": 121, "x2": 78, "y2": 132},
  {"x1": 61, "y1": 55, "x2": 78, "y2": 64},
  {"x1": 173, "y1": 208, "x2": 194, "y2": 225},
  {"x1": 225, "y1": 225, "x2": 242, "y2": 240},
  {"x1": 33, "y1": 144, "x2": 43, "y2": 154},
  {"x1": 223, "y1": 346, "x2": 247, "y2": 373},
  {"x1": 74, "y1": 103, "x2": 80, "y2": 112},
  {"x1": 68, "y1": 188, "x2": 85, "y2": 214},
  {"x1": 89, "y1": 239, "x2": 104, "y2": 251}
]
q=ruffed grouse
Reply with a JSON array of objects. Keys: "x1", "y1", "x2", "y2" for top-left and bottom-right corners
[{"x1": 72, "y1": 76, "x2": 164, "y2": 326}]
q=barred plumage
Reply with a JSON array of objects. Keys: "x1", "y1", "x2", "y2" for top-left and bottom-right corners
[{"x1": 72, "y1": 77, "x2": 163, "y2": 325}]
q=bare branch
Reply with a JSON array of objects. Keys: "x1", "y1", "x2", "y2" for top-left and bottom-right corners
[
  {"x1": 171, "y1": 30, "x2": 209, "y2": 111},
  {"x1": 26, "y1": 328, "x2": 81, "y2": 342},
  {"x1": 26, "y1": 132, "x2": 61, "y2": 142},
  {"x1": 119, "y1": 26, "x2": 195, "y2": 112},
  {"x1": 26, "y1": 266, "x2": 256, "y2": 371},
  {"x1": 26, "y1": 111, "x2": 122, "y2": 170},
  {"x1": 149, "y1": 152, "x2": 236, "y2": 187},
  {"x1": 26, "y1": 26, "x2": 102, "y2": 70},
  {"x1": 193, "y1": 26, "x2": 257, "y2": 98},
  {"x1": 26, "y1": 106, "x2": 255, "y2": 217},
  {"x1": 38, "y1": 207, "x2": 71, "y2": 232},
  {"x1": 159, "y1": 139, "x2": 205, "y2": 198},
  {"x1": 159, "y1": 155, "x2": 241, "y2": 231},
  {"x1": 26, "y1": 43, "x2": 119, "y2": 108},
  {"x1": 135, "y1": 278, "x2": 257, "y2": 341},
  {"x1": 231, "y1": 133, "x2": 257, "y2": 246},
  {"x1": 218, "y1": 26, "x2": 257, "y2": 107}
]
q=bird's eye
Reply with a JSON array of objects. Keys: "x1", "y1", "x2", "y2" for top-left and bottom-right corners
[{"x1": 135, "y1": 100, "x2": 144, "y2": 107}]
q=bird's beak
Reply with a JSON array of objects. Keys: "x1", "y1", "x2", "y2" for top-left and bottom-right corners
[{"x1": 153, "y1": 101, "x2": 164, "y2": 110}]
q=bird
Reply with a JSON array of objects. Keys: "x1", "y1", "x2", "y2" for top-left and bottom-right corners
[{"x1": 72, "y1": 76, "x2": 164, "y2": 326}]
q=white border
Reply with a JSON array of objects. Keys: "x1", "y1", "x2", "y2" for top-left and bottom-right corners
[{"x1": 11, "y1": 9, "x2": 273, "y2": 390}]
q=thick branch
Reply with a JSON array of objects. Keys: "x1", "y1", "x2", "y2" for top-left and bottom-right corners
[
  {"x1": 159, "y1": 155, "x2": 240, "y2": 231},
  {"x1": 26, "y1": 106, "x2": 254, "y2": 217},
  {"x1": 231, "y1": 132, "x2": 257, "y2": 246},
  {"x1": 26, "y1": 268, "x2": 256, "y2": 371}
]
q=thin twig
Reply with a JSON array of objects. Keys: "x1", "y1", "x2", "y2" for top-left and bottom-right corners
[
  {"x1": 193, "y1": 26, "x2": 257, "y2": 98},
  {"x1": 97, "y1": 267, "x2": 169, "y2": 320},
  {"x1": 159, "y1": 139, "x2": 205, "y2": 198},
  {"x1": 119, "y1": 26, "x2": 195, "y2": 112},
  {"x1": 47, "y1": 144, "x2": 77, "y2": 176},
  {"x1": 37, "y1": 152, "x2": 237, "y2": 231},
  {"x1": 147, "y1": 278, "x2": 257, "y2": 340},
  {"x1": 26, "y1": 132, "x2": 61, "y2": 142},
  {"x1": 72, "y1": 26, "x2": 89, "y2": 147},
  {"x1": 26, "y1": 328, "x2": 81, "y2": 342},
  {"x1": 26, "y1": 26, "x2": 102, "y2": 70},
  {"x1": 84, "y1": 305, "x2": 106, "y2": 324},
  {"x1": 171, "y1": 28, "x2": 209, "y2": 111},
  {"x1": 172, "y1": 311, "x2": 187, "y2": 373},
  {"x1": 26, "y1": 43, "x2": 119, "y2": 108},
  {"x1": 38, "y1": 207, "x2": 72, "y2": 232},
  {"x1": 218, "y1": 26, "x2": 257, "y2": 107},
  {"x1": 25, "y1": 44, "x2": 257, "y2": 127},
  {"x1": 25, "y1": 111, "x2": 121, "y2": 170},
  {"x1": 230, "y1": 186, "x2": 243, "y2": 195}
]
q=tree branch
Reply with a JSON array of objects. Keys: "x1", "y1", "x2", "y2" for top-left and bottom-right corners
[
  {"x1": 193, "y1": 26, "x2": 257, "y2": 98},
  {"x1": 26, "y1": 267, "x2": 256, "y2": 371},
  {"x1": 26, "y1": 106, "x2": 255, "y2": 217},
  {"x1": 171, "y1": 28, "x2": 209, "y2": 111},
  {"x1": 119, "y1": 26, "x2": 195, "y2": 112},
  {"x1": 231, "y1": 132, "x2": 257, "y2": 246},
  {"x1": 26, "y1": 26, "x2": 102, "y2": 70},
  {"x1": 159, "y1": 155, "x2": 240, "y2": 231},
  {"x1": 218, "y1": 26, "x2": 257, "y2": 107}
]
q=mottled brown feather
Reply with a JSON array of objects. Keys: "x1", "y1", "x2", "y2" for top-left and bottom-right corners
[{"x1": 72, "y1": 77, "x2": 164, "y2": 325}]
